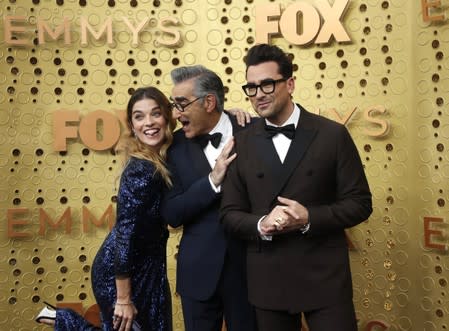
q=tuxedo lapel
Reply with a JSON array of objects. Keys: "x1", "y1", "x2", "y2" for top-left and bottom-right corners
[
  {"x1": 187, "y1": 139, "x2": 211, "y2": 176},
  {"x1": 271, "y1": 125, "x2": 316, "y2": 200},
  {"x1": 250, "y1": 120, "x2": 284, "y2": 178},
  {"x1": 230, "y1": 114, "x2": 281, "y2": 170}
]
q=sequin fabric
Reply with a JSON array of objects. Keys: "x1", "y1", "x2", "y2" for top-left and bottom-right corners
[{"x1": 54, "y1": 157, "x2": 172, "y2": 331}]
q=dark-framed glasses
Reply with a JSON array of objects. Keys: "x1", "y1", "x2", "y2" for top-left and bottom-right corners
[
  {"x1": 171, "y1": 95, "x2": 206, "y2": 112},
  {"x1": 242, "y1": 78, "x2": 287, "y2": 97}
]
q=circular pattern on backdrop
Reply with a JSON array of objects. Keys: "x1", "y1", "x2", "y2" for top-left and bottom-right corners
[
  {"x1": 207, "y1": 30, "x2": 223, "y2": 46},
  {"x1": 181, "y1": 9, "x2": 198, "y2": 25},
  {"x1": 207, "y1": 8, "x2": 218, "y2": 20},
  {"x1": 1, "y1": 1, "x2": 448, "y2": 330}
]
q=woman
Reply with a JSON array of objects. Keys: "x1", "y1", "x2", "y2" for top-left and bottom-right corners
[{"x1": 36, "y1": 86, "x2": 176, "y2": 331}]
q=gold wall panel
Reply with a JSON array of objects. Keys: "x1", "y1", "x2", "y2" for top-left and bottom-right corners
[{"x1": 0, "y1": 0, "x2": 448, "y2": 330}]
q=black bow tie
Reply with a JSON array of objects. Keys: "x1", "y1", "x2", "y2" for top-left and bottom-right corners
[
  {"x1": 265, "y1": 124, "x2": 296, "y2": 139},
  {"x1": 195, "y1": 132, "x2": 223, "y2": 148}
]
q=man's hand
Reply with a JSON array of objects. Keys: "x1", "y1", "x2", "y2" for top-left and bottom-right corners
[
  {"x1": 210, "y1": 138, "x2": 236, "y2": 187},
  {"x1": 260, "y1": 196, "x2": 309, "y2": 234},
  {"x1": 227, "y1": 108, "x2": 252, "y2": 127}
]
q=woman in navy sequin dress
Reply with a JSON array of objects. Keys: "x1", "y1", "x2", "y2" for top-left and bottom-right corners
[{"x1": 35, "y1": 87, "x2": 176, "y2": 331}]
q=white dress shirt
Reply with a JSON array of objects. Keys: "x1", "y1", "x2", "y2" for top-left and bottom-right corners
[
  {"x1": 201, "y1": 112, "x2": 233, "y2": 192},
  {"x1": 265, "y1": 103, "x2": 300, "y2": 163}
]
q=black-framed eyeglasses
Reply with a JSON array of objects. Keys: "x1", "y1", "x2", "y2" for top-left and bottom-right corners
[
  {"x1": 242, "y1": 78, "x2": 288, "y2": 97},
  {"x1": 171, "y1": 95, "x2": 206, "y2": 112}
]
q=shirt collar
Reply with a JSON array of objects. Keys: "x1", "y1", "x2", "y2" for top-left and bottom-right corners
[
  {"x1": 209, "y1": 112, "x2": 232, "y2": 140},
  {"x1": 265, "y1": 103, "x2": 301, "y2": 128}
]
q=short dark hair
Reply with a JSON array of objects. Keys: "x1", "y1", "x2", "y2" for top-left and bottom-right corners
[{"x1": 245, "y1": 44, "x2": 292, "y2": 79}]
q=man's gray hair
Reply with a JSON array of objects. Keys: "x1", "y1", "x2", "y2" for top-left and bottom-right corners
[{"x1": 170, "y1": 65, "x2": 225, "y2": 112}]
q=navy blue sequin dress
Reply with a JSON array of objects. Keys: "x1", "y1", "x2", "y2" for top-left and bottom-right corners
[{"x1": 54, "y1": 157, "x2": 172, "y2": 331}]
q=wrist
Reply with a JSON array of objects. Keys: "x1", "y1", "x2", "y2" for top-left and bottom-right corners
[
  {"x1": 115, "y1": 301, "x2": 133, "y2": 306},
  {"x1": 209, "y1": 172, "x2": 219, "y2": 187},
  {"x1": 257, "y1": 216, "x2": 267, "y2": 233}
]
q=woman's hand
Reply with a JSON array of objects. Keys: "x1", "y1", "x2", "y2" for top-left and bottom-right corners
[
  {"x1": 114, "y1": 277, "x2": 136, "y2": 331},
  {"x1": 113, "y1": 301, "x2": 137, "y2": 331}
]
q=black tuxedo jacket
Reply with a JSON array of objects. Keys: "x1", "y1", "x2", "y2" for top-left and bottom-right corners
[
  {"x1": 162, "y1": 114, "x2": 255, "y2": 301},
  {"x1": 220, "y1": 107, "x2": 372, "y2": 312}
]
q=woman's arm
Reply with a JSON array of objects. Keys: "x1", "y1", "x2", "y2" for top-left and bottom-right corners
[{"x1": 113, "y1": 276, "x2": 137, "y2": 331}]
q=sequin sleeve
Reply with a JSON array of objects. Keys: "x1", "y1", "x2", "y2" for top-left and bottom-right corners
[{"x1": 114, "y1": 157, "x2": 158, "y2": 277}]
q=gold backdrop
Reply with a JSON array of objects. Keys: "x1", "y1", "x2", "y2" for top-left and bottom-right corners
[{"x1": 0, "y1": 0, "x2": 448, "y2": 330}]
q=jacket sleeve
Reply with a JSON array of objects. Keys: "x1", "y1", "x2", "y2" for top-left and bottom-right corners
[
  {"x1": 114, "y1": 158, "x2": 156, "y2": 276},
  {"x1": 307, "y1": 125, "x2": 372, "y2": 234},
  {"x1": 219, "y1": 137, "x2": 262, "y2": 240},
  {"x1": 161, "y1": 161, "x2": 220, "y2": 228}
]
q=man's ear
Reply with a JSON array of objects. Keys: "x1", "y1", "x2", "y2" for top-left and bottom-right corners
[
  {"x1": 204, "y1": 94, "x2": 216, "y2": 113},
  {"x1": 287, "y1": 77, "x2": 295, "y2": 95}
]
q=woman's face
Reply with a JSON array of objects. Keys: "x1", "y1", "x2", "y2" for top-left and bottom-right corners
[{"x1": 131, "y1": 98, "x2": 168, "y2": 150}]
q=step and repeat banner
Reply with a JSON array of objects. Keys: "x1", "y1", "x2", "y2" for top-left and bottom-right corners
[{"x1": 1, "y1": 0, "x2": 448, "y2": 330}]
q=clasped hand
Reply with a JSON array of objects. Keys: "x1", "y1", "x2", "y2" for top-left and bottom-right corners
[{"x1": 260, "y1": 196, "x2": 309, "y2": 235}]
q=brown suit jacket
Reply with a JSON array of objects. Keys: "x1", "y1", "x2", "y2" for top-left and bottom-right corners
[{"x1": 220, "y1": 107, "x2": 372, "y2": 312}]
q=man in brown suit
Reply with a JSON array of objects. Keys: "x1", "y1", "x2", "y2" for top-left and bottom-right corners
[{"x1": 220, "y1": 44, "x2": 372, "y2": 331}]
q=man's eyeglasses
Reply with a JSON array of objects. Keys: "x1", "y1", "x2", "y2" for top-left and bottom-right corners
[
  {"x1": 241, "y1": 78, "x2": 287, "y2": 97},
  {"x1": 171, "y1": 95, "x2": 206, "y2": 112}
]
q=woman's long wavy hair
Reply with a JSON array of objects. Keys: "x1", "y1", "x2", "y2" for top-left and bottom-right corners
[{"x1": 119, "y1": 86, "x2": 176, "y2": 186}]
